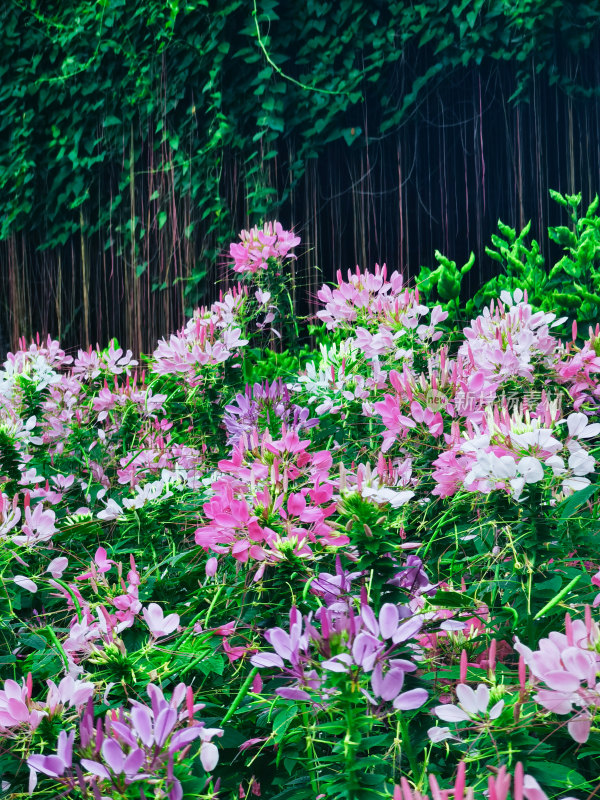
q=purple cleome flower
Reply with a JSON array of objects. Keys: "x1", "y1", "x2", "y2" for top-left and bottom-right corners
[
  {"x1": 27, "y1": 683, "x2": 222, "y2": 798},
  {"x1": 223, "y1": 379, "x2": 319, "y2": 445},
  {"x1": 251, "y1": 601, "x2": 427, "y2": 711}
]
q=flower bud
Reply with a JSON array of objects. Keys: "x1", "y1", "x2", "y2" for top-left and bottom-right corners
[{"x1": 205, "y1": 557, "x2": 218, "y2": 578}]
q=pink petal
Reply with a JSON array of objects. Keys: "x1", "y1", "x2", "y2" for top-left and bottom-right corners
[
  {"x1": 534, "y1": 689, "x2": 574, "y2": 715},
  {"x1": 322, "y1": 654, "x2": 352, "y2": 672},
  {"x1": 360, "y1": 605, "x2": 379, "y2": 636},
  {"x1": 27, "y1": 755, "x2": 65, "y2": 777},
  {"x1": 561, "y1": 647, "x2": 596, "y2": 682},
  {"x1": 161, "y1": 613, "x2": 180, "y2": 635},
  {"x1": 7, "y1": 697, "x2": 30, "y2": 722},
  {"x1": 275, "y1": 687, "x2": 311, "y2": 701},
  {"x1": 266, "y1": 628, "x2": 292, "y2": 661},
  {"x1": 250, "y1": 653, "x2": 284, "y2": 669},
  {"x1": 522, "y1": 775, "x2": 550, "y2": 800},
  {"x1": 154, "y1": 708, "x2": 177, "y2": 747},
  {"x1": 46, "y1": 557, "x2": 68, "y2": 578},
  {"x1": 14, "y1": 575, "x2": 38, "y2": 593},
  {"x1": 379, "y1": 669, "x2": 405, "y2": 702},
  {"x1": 131, "y1": 706, "x2": 153, "y2": 747},
  {"x1": 567, "y1": 715, "x2": 591, "y2": 744},
  {"x1": 80, "y1": 759, "x2": 111, "y2": 780},
  {"x1": 101, "y1": 738, "x2": 126, "y2": 774},
  {"x1": 542, "y1": 671, "x2": 581, "y2": 692},
  {"x1": 95, "y1": 547, "x2": 110, "y2": 567},
  {"x1": 392, "y1": 617, "x2": 422, "y2": 644},
  {"x1": 123, "y1": 747, "x2": 145, "y2": 776}
]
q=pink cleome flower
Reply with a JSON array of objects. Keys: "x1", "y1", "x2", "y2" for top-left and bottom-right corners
[{"x1": 230, "y1": 221, "x2": 300, "y2": 274}]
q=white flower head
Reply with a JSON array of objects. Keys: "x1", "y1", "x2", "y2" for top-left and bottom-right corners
[
  {"x1": 566, "y1": 412, "x2": 600, "y2": 440},
  {"x1": 433, "y1": 683, "x2": 504, "y2": 723}
]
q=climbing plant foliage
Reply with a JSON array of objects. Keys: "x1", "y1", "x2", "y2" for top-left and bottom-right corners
[{"x1": 0, "y1": 0, "x2": 599, "y2": 349}]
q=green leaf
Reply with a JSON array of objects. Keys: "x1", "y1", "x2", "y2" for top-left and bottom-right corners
[
  {"x1": 342, "y1": 126, "x2": 361, "y2": 146},
  {"x1": 273, "y1": 704, "x2": 299, "y2": 743},
  {"x1": 429, "y1": 590, "x2": 472, "y2": 608},
  {"x1": 460, "y1": 251, "x2": 475, "y2": 274},
  {"x1": 555, "y1": 484, "x2": 598, "y2": 521}
]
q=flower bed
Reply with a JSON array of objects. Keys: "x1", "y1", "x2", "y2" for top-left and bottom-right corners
[{"x1": 0, "y1": 219, "x2": 599, "y2": 799}]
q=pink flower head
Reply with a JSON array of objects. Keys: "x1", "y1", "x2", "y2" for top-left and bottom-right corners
[
  {"x1": 0, "y1": 678, "x2": 45, "y2": 734},
  {"x1": 230, "y1": 222, "x2": 300, "y2": 274},
  {"x1": 46, "y1": 676, "x2": 94, "y2": 712},
  {"x1": 514, "y1": 608, "x2": 600, "y2": 743},
  {"x1": 76, "y1": 547, "x2": 115, "y2": 581},
  {"x1": 13, "y1": 503, "x2": 57, "y2": 546},
  {"x1": 142, "y1": 603, "x2": 180, "y2": 639},
  {"x1": 77, "y1": 682, "x2": 222, "y2": 793}
]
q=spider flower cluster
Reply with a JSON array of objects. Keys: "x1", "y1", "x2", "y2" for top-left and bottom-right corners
[
  {"x1": 251, "y1": 600, "x2": 428, "y2": 711},
  {"x1": 27, "y1": 683, "x2": 222, "y2": 798},
  {"x1": 516, "y1": 608, "x2": 600, "y2": 743},
  {"x1": 223, "y1": 379, "x2": 319, "y2": 445},
  {"x1": 1, "y1": 220, "x2": 600, "y2": 797},
  {"x1": 229, "y1": 221, "x2": 300, "y2": 274},
  {"x1": 152, "y1": 285, "x2": 249, "y2": 384}
]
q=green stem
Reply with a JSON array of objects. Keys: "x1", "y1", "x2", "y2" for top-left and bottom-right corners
[
  {"x1": 302, "y1": 709, "x2": 320, "y2": 795},
  {"x1": 44, "y1": 625, "x2": 70, "y2": 671},
  {"x1": 252, "y1": 0, "x2": 349, "y2": 98},
  {"x1": 176, "y1": 584, "x2": 224, "y2": 651},
  {"x1": 220, "y1": 667, "x2": 259, "y2": 726},
  {"x1": 421, "y1": 508, "x2": 460, "y2": 558},
  {"x1": 49, "y1": 578, "x2": 83, "y2": 623},
  {"x1": 533, "y1": 574, "x2": 582, "y2": 620}
]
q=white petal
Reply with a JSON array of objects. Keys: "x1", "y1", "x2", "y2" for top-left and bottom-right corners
[
  {"x1": 200, "y1": 742, "x2": 219, "y2": 771},
  {"x1": 518, "y1": 456, "x2": 544, "y2": 484},
  {"x1": 578, "y1": 423, "x2": 600, "y2": 439},
  {"x1": 545, "y1": 455, "x2": 566, "y2": 476},
  {"x1": 474, "y1": 684, "x2": 490, "y2": 713},
  {"x1": 455, "y1": 683, "x2": 480, "y2": 715},
  {"x1": 510, "y1": 477, "x2": 525, "y2": 500},
  {"x1": 567, "y1": 413, "x2": 587, "y2": 438},
  {"x1": 489, "y1": 699, "x2": 504, "y2": 719},
  {"x1": 427, "y1": 726, "x2": 457, "y2": 743},
  {"x1": 434, "y1": 704, "x2": 471, "y2": 722}
]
